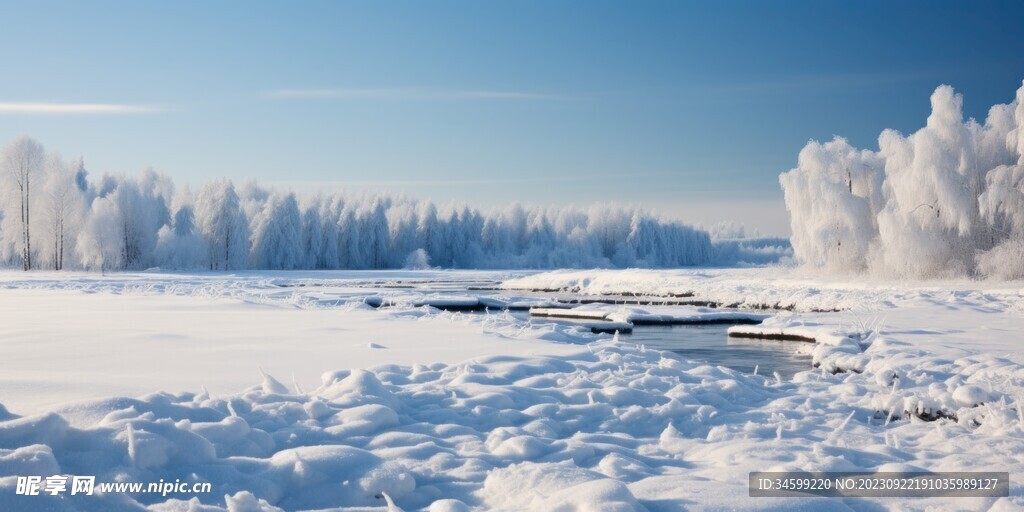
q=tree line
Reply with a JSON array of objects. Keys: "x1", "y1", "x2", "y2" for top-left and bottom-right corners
[{"x1": 0, "y1": 136, "x2": 719, "y2": 271}]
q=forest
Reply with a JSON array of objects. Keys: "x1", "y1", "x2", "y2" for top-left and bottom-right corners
[{"x1": 0, "y1": 136, "x2": 770, "y2": 271}]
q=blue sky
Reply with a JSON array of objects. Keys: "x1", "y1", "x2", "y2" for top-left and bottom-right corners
[{"x1": 1, "y1": 1, "x2": 1022, "y2": 235}]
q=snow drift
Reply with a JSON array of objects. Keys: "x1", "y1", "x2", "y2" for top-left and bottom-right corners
[
  {"x1": 781, "y1": 80, "x2": 1024, "y2": 278},
  {"x1": 2, "y1": 269, "x2": 1024, "y2": 509}
]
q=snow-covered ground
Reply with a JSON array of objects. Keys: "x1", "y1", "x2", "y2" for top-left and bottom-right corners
[
  {"x1": 1, "y1": 268, "x2": 1023, "y2": 511},
  {"x1": 0, "y1": 289, "x2": 581, "y2": 416}
]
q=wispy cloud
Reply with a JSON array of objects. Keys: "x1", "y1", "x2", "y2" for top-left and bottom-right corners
[
  {"x1": 268, "y1": 87, "x2": 556, "y2": 100},
  {"x1": 0, "y1": 102, "x2": 166, "y2": 114}
]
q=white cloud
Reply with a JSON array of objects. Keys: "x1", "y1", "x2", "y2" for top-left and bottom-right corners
[
  {"x1": 0, "y1": 102, "x2": 165, "y2": 114},
  {"x1": 268, "y1": 87, "x2": 554, "y2": 100}
]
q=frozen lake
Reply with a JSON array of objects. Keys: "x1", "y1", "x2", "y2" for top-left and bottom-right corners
[
  {"x1": 0, "y1": 270, "x2": 814, "y2": 414},
  {"x1": 335, "y1": 273, "x2": 813, "y2": 379}
]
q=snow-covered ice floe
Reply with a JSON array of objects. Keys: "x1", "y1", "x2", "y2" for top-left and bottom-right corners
[
  {"x1": 364, "y1": 295, "x2": 558, "y2": 312},
  {"x1": 531, "y1": 304, "x2": 769, "y2": 325},
  {"x1": 502, "y1": 267, "x2": 1024, "y2": 312},
  {"x1": 1, "y1": 268, "x2": 1024, "y2": 510},
  {"x1": 529, "y1": 304, "x2": 769, "y2": 334}
]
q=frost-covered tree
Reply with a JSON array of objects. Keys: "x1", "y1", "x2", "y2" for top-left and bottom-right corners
[
  {"x1": 976, "y1": 85, "x2": 1024, "y2": 279},
  {"x1": 251, "y1": 192, "x2": 304, "y2": 269},
  {"x1": 416, "y1": 203, "x2": 441, "y2": 264},
  {"x1": 77, "y1": 176, "x2": 168, "y2": 270},
  {"x1": 459, "y1": 207, "x2": 485, "y2": 267},
  {"x1": 386, "y1": 201, "x2": 419, "y2": 268},
  {"x1": 0, "y1": 135, "x2": 731, "y2": 272},
  {"x1": 364, "y1": 200, "x2": 390, "y2": 269},
  {"x1": 318, "y1": 195, "x2": 343, "y2": 268},
  {"x1": 154, "y1": 200, "x2": 208, "y2": 269},
  {"x1": 1, "y1": 136, "x2": 45, "y2": 270},
  {"x1": 523, "y1": 210, "x2": 556, "y2": 267},
  {"x1": 480, "y1": 215, "x2": 511, "y2": 261},
  {"x1": 779, "y1": 138, "x2": 883, "y2": 273},
  {"x1": 403, "y1": 248, "x2": 431, "y2": 269},
  {"x1": 237, "y1": 179, "x2": 270, "y2": 223},
  {"x1": 872, "y1": 86, "x2": 985, "y2": 277},
  {"x1": 72, "y1": 157, "x2": 90, "y2": 194},
  {"x1": 40, "y1": 154, "x2": 87, "y2": 270},
  {"x1": 300, "y1": 200, "x2": 324, "y2": 269},
  {"x1": 337, "y1": 204, "x2": 361, "y2": 268},
  {"x1": 781, "y1": 81, "x2": 1024, "y2": 278},
  {"x1": 195, "y1": 179, "x2": 249, "y2": 270}
]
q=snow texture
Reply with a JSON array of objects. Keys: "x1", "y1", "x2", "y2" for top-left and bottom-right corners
[
  {"x1": 0, "y1": 269, "x2": 1023, "y2": 510},
  {"x1": 780, "y1": 80, "x2": 1024, "y2": 278}
]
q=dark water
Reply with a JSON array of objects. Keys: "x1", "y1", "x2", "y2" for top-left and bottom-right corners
[
  {"x1": 286, "y1": 274, "x2": 815, "y2": 379},
  {"x1": 502, "y1": 310, "x2": 812, "y2": 380},
  {"x1": 620, "y1": 323, "x2": 811, "y2": 379}
]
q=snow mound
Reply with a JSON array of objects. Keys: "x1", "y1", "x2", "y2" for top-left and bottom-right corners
[
  {"x1": 482, "y1": 462, "x2": 644, "y2": 511},
  {"x1": 2, "y1": 332, "x2": 1023, "y2": 511},
  {"x1": 0, "y1": 341, "x2": 776, "y2": 510}
]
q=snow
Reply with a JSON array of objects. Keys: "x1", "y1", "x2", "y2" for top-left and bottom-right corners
[
  {"x1": 503, "y1": 267, "x2": 1024, "y2": 315},
  {"x1": 0, "y1": 280, "x2": 583, "y2": 416},
  {"x1": 0, "y1": 332, "x2": 860, "y2": 511},
  {"x1": 4, "y1": 136, "x2": 755, "y2": 272},
  {"x1": 780, "y1": 81, "x2": 1024, "y2": 279},
  {"x1": 1, "y1": 268, "x2": 1023, "y2": 510},
  {"x1": 530, "y1": 307, "x2": 611, "y2": 320},
  {"x1": 530, "y1": 304, "x2": 768, "y2": 334},
  {"x1": 1, "y1": 133, "x2": 795, "y2": 273}
]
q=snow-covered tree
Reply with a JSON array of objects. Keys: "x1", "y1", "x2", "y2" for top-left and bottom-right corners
[
  {"x1": 1, "y1": 136, "x2": 45, "y2": 270},
  {"x1": 251, "y1": 192, "x2": 304, "y2": 269},
  {"x1": 300, "y1": 199, "x2": 324, "y2": 269},
  {"x1": 386, "y1": 201, "x2": 419, "y2": 268},
  {"x1": 195, "y1": 179, "x2": 249, "y2": 270},
  {"x1": 40, "y1": 154, "x2": 87, "y2": 270},
  {"x1": 318, "y1": 195, "x2": 343, "y2": 268},
  {"x1": 364, "y1": 200, "x2": 390, "y2": 268},
  {"x1": 337, "y1": 204, "x2": 361, "y2": 268},
  {"x1": 76, "y1": 177, "x2": 167, "y2": 270},
  {"x1": 0, "y1": 135, "x2": 731, "y2": 272},
  {"x1": 154, "y1": 201, "x2": 208, "y2": 269},
  {"x1": 416, "y1": 202, "x2": 441, "y2": 264},
  {"x1": 781, "y1": 81, "x2": 1024, "y2": 278}
]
